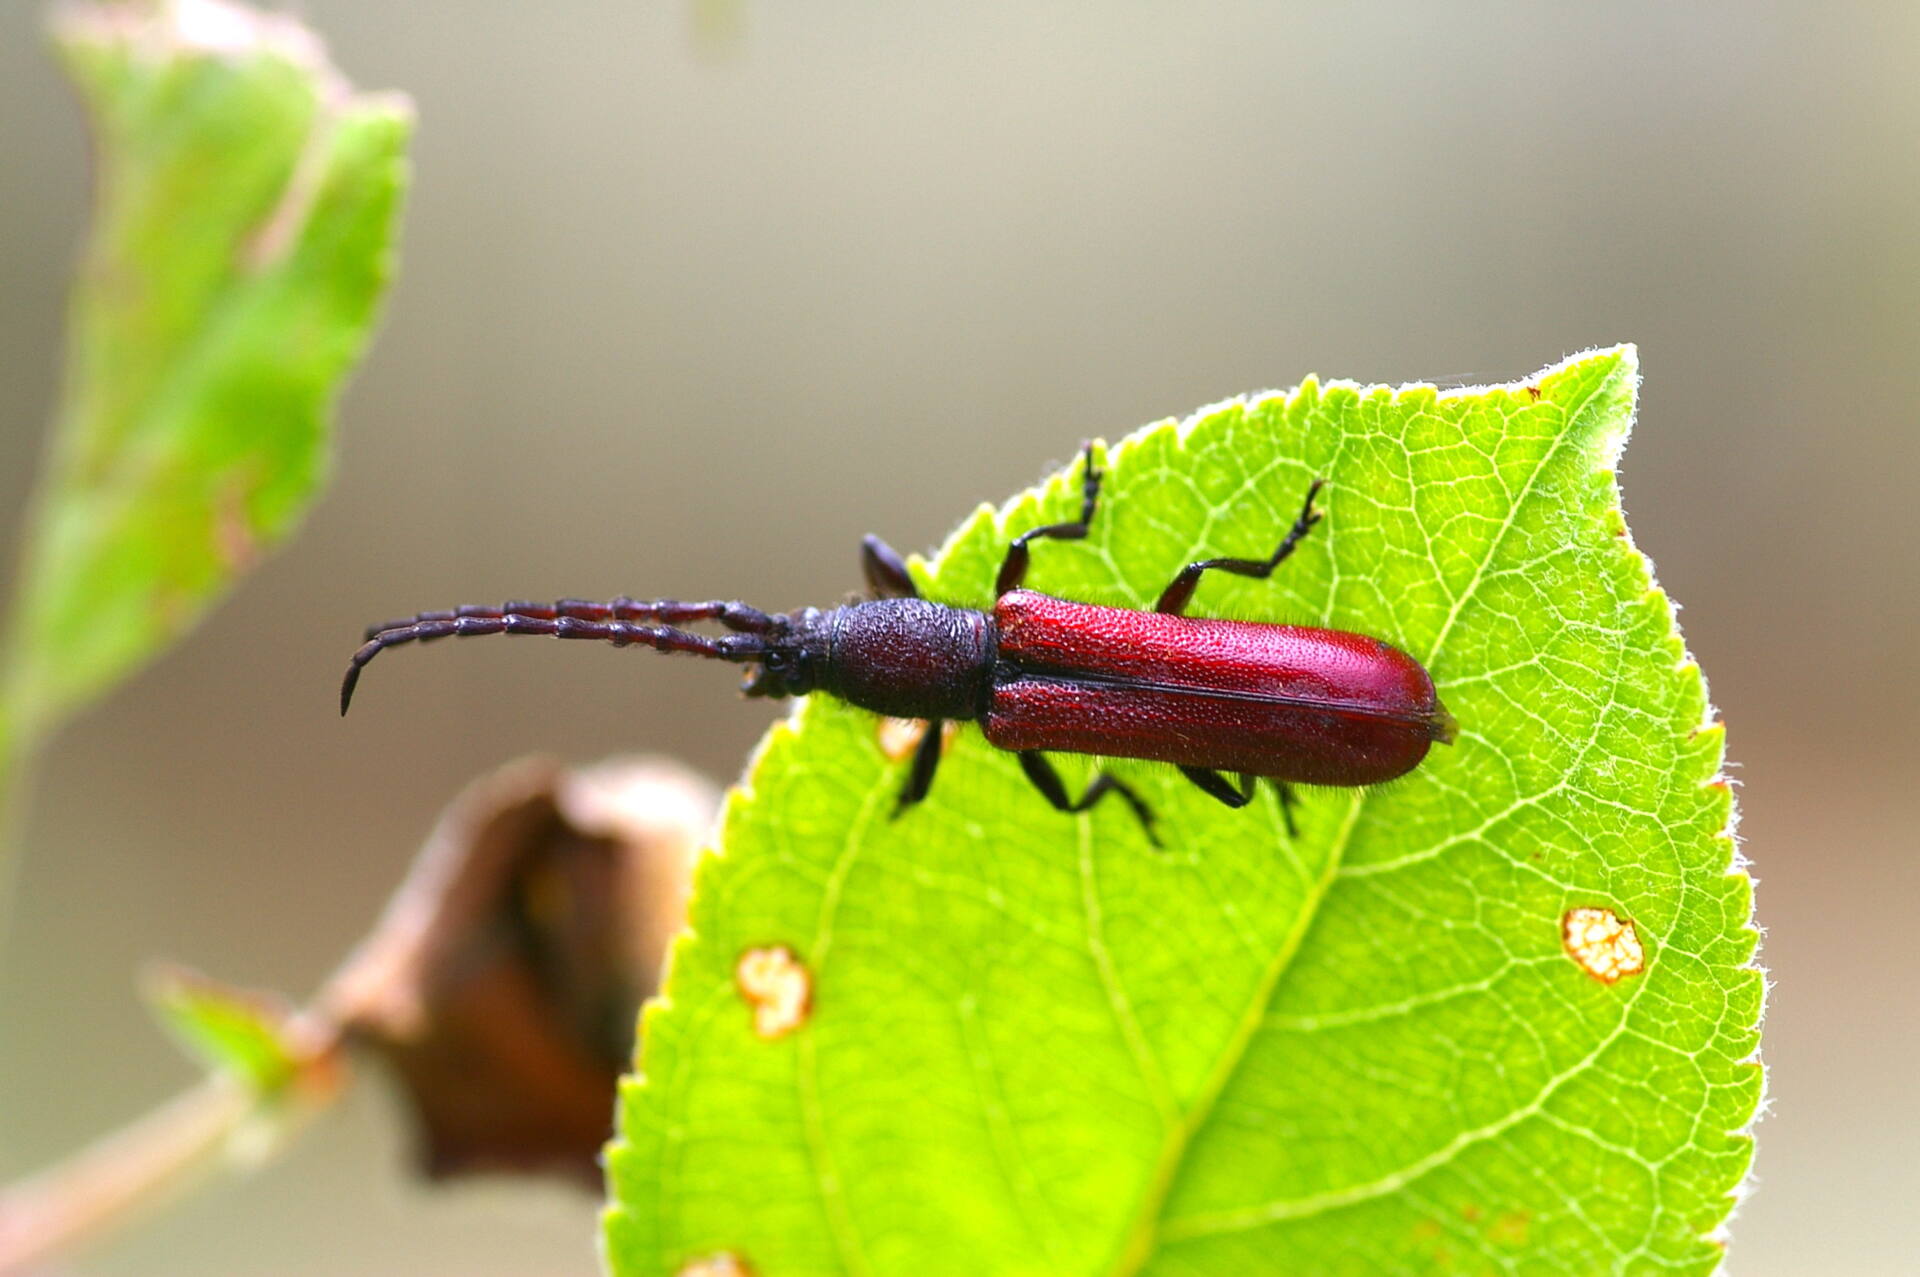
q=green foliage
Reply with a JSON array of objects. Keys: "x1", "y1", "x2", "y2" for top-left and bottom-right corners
[
  {"x1": 145, "y1": 967, "x2": 304, "y2": 1098},
  {"x1": 603, "y1": 348, "x2": 1761, "y2": 1275},
  {"x1": 1, "y1": 1, "x2": 410, "y2": 760}
]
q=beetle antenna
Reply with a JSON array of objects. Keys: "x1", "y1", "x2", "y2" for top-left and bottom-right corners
[
  {"x1": 341, "y1": 597, "x2": 776, "y2": 715},
  {"x1": 359, "y1": 597, "x2": 776, "y2": 641}
]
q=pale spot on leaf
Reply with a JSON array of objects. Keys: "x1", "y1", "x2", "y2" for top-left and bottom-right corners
[
  {"x1": 676, "y1": 1253, "x2": 752, "y2": 1277},
  {"x1": 735, "y1": 947, "x2": 810, "y2": 1039},
  {"x1": 875, "y1": 716, "x2": 957, "y2": 762},
  {"x1": 1561, "y1": 907, "x2": 1645, "y2": 984}
]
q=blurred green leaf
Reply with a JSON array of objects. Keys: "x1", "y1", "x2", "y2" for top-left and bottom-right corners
[
  {"x1": 1, "y1": 0, "x2": 410, "y2": 757},
  {"x1": 144, "y1": 965, "x2": 307, "y2": 1098},
  {"x1": 603, "y1": 348, "x2": 1762, "y2": 1275}
]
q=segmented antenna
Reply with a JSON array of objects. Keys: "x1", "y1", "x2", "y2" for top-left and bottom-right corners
[{"x1": 340, "y1": 597, "x2": 777, "y2": 714}]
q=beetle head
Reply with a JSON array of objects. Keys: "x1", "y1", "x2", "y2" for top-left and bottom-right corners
[{"x1": 740, "y1": 609, "x2": 832, "y2": 700}]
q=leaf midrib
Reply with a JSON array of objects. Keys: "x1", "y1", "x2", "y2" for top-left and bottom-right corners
[{"x1": 1105, "y1": 788, "x2": 1366, "y2": 1276}]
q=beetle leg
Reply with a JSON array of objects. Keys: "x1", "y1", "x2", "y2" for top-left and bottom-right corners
[
  {"x1": 861, "y1": 535, "x2": 921, "y2": 599},
  {"x1": 995, "y1": 443, "x2": 1103, "y2": 597},
  {"x1": 891, "y1": 718, "x2": 946, "y2": 815},
  {"x1": 1180, "y1": 768, "x2": 1299, "y2": 837},
  {"x1": 1016, "y1": 751, "x2": 1159, "y2": 847},
  {"x1": 1179, "y1": 766, "x2": 1259, "y2": 808},
  {"x1": 1155, "y1": 477, "x2": 1326, "y2": 615}
]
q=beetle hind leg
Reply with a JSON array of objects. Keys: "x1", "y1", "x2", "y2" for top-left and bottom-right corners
[
  {"x1": 1181, "y1": 767, "x2": 1299, "y2": 838},
  {"x1": 1017, "y1": 751, "x2": 1159, "y2": 848},
  {"x1": 1155, "y1": 477, "x2": 1326, "y2": 615},
  {"x1": 1179, "y1": 766, "x2": 1258, "y2": 808}
]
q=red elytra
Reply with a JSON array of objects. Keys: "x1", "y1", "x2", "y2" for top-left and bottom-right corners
[{"x1": 985, "y1": 589, "x2": 1450, "y2": 787}]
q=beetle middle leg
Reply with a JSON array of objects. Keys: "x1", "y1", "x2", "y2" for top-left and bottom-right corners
[
  {"x1": 1017, "y1": 751, "x2": 1159, "y2": 847},
  {"x1": 995, "y1": 443, "x2": 1103, "y2": 597},
  {"x1": 1155, "y1": 477, "x2": 1326, "y2": 615},
  {"x1": 891, "y1": 717, "x2": 946, "y2": 815}
]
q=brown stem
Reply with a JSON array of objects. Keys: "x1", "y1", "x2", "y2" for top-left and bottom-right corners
[{"x1": 0, "y1": 1057, "x2": 345, "y2": 1276}]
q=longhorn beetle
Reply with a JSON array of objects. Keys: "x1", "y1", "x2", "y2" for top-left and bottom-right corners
[{"x1": 342, "y1": 445, "x2": 1455, "y2": 843}]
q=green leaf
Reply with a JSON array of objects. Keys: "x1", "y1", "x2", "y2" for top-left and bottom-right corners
[
  {"x1": 1, "y1": 0, "x2": 410, "y2": 755},
  {"x1": 145, "y1": 966, "x2": 307, "y2": 1099},
  {"x1": 603, "y1": 347, "x2": 1762, "y2": 1276}
]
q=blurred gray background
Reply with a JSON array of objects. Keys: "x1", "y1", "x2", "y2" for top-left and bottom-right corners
[{"x1": 2, "y1": 2, "x2": 1915, "y2": 1273}]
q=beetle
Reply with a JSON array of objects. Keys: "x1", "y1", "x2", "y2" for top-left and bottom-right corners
[{"x1": 341, "y1": 445, "x2": 1455, "y2": 842}]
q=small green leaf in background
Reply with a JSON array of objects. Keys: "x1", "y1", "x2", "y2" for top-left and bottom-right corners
[
  {"x1": 145, "y1": 965, "x2": 311, "y2": 1099},
  {"x1": 603, "y1": 347, "x2": 1762, "y2": 1275},
  {"x1": 0, "y1": 0, "x2": 410, "y2": 762}
]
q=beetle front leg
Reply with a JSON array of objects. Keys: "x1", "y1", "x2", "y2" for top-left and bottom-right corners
[
  {"x1": 1155, "y1": 477, "x2": 1326, "y2": 615},
  {"x1": 995, "y1": 443, "x2": 1103, "y2": 597},
  {"x1": 1016, "y1": 751, "x2": 1159, "y2": 847},
  {"x1": 861, "y1": 535, "x2": 920, "y2": 599},
  {"x1": 891, "y1": 717, "x2": 946, "y2": 815}
]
